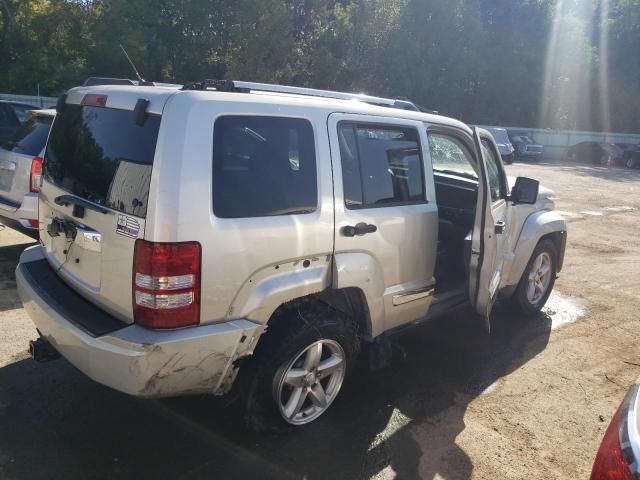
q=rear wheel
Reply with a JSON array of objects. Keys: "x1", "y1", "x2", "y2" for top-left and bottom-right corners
[
  {"x1": 242, "y1": 302, "x2": 359, "y2": 432},
  {"x1": 512, "y1": 239, "x2": 558, "y2": 315},
  {"x1": 273, "y1": 339, "x2": 346, "y2": 425}
]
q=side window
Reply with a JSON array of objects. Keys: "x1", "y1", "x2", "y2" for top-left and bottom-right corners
[
  {"x1": 338, "y1": 123, "x2": 425, "y2": 208},
  {"x1": 212, "y1": 116, "x2": 317, "y2": 218},
  {"x1": 428, "y1": 133, "x2": 478, "y2": 179},
  {"x1": 481, "y1": 138, "x2": 504, "y2": 201}
]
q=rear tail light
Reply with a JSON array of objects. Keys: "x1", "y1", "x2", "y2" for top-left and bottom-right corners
[
  {"x1": 26, "y1": 219, "x2": 39, "y2": 228},
  {"x1": 133, "y1": 240, "x2": 201, "y2": 329},
  {"x1": 30, "y1": 156, "x2": 43, "y2": 193},
  {"x1": 591, "y1": 387, "x2": 638, "y2": 480}
]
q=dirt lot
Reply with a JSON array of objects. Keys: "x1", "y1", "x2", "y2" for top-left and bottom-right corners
[{"x1": 1, "y1": 160, "x2": 639, "y2": 480}]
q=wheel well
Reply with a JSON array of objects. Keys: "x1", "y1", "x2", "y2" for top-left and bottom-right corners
[
  {"x1": 264, "y1": 288, "x2": 372, "y2": 342},
  {"x1": 540, "y1": 231, "x2": 565, "y2": 271}
]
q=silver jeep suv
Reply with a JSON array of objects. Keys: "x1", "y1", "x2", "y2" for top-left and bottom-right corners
[{"x1": 16, "y1": 81, "x2": 566, "y2": 430}]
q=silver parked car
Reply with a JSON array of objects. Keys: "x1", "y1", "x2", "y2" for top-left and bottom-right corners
[
  {"x1": 16, "y1": 81, "x2": 567, "y2": 430},
  {"x1": 0, "y1": 109, "x2": 55, "y2": 236}
]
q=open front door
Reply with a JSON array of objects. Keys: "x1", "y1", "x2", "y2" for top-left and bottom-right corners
[{"x1": 469, "y1": 127, "x2": 509, "y2": 331}]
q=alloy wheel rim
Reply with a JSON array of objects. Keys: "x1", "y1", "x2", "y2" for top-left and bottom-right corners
[
  {"x1": 273, "y1": 339, "x2": 346, "y2": 425},
  {"x1": 526, "y1": 252, "x2": 552, "y2": 305}
]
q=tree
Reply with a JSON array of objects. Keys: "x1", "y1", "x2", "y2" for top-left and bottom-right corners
[{"x1": 0, "y1": 0, "x2": 637, "y2": 132}]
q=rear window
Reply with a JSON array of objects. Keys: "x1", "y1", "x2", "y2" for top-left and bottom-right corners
[
  {"x1": 44, "y1": 105, "x2": 160, "y2": 217},
  {"x1": 1, "y1": 116, "x2": 52, "y2": 156},
  {"x1": 212, "y1": 116, "x2": 317, "y2": 218}
]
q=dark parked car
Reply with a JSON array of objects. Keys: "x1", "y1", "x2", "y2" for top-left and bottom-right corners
[
  {"x1": 509, "y1": 133, "x2": 544, "y2": 160},
  {"x1": 486, "y1": 127, "x2": 515, "y2": 164},
  {"x1": 619, "y1": 144, "x2": 640, "y2": 169},
  {"x1": 0, "y1": 100, "x2": 38, "y2": 142},
  {"x1": 590, "y1": 380, "x2": 640, "y2": 479},
  {"x1": 566, "y1": 141, "x2": 624, "y2": 166}
]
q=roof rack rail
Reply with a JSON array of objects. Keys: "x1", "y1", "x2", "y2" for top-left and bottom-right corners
[
  {"x1": 181, "y1": 79, "x2": 435, "y2": 113},
  {"x1": 181, "y1": 79, "x2": 246, "y2": 92},
  {"x1": 84, "y1": 77, "x2": 137, "y2": 87},
  {"x1": 83, "y1": 77, "x2": 182, "y2": 88}
]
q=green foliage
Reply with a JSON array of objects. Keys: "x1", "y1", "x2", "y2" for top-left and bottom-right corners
[{"x1": 0, "y1": 0, "x2": 638, "y2": 132}]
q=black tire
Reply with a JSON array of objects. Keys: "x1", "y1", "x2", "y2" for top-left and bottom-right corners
[
  {"x1": 241, "y1": 301, "x2": 359, "y2": 432},
  {"x1": 512, "y1": 239, "x2": 558, "y2": 315}
]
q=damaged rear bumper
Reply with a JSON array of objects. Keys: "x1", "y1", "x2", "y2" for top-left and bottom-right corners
[{"x1": 16, "y1": 245, "x2": 264, "y2": 397}]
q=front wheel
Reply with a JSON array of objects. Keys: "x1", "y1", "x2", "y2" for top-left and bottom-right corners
[
  {"x1": 512, "y1": 239, "x2": 558, "y2": 315},
  {"x1": 242, "y1": 304, "x2": 359, "y2": 432}
]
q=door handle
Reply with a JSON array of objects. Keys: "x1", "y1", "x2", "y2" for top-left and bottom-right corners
[
  {"x1": 342, "y1": 222, "x2": 377, "y2": 237},
  {"x1": 494, "y1": 220, "x2": 506, "y2": 235}
]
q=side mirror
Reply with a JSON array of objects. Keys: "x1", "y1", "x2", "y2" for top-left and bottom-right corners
[{"x1": 511, "y1": 176, "x2": 539, "y2": 204}]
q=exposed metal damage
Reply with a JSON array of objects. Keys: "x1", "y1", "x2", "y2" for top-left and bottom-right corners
[{"x1": 134, "y1": 322, "x2": 266, "y2": 397}]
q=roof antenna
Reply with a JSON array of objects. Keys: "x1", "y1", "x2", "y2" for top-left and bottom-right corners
[{"x1": 120, "y1": 44, "x2": 153, "y2": 86}]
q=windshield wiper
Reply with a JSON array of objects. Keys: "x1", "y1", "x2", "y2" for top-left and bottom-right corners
[
  {"x1": 434, "y1": 169, "x2": 478, "y2": 180},
  {"x1": 54, "y1": 194, "x2": 110, "y2": 218}
]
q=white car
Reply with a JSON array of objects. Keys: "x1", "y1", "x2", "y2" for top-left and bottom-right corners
[{"x1": 0, "y1": 109, "x2": 55, "y2": 237}]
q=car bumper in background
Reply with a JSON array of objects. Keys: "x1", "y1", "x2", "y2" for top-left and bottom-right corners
[
  {"x1": 0, "y1": 192, "x2": 39, "y2": 234},
  {"x1": 521, "y1": 150, "x2": 544, "y2": 157},
  {"x1": 16, "y1": 245, "x2": 265, "y2": 397},
  {"x1": 501, "y1": 152, "x2": 515, "y2": 164}
]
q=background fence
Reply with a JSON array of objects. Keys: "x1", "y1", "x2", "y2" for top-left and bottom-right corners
[
  {"x1": 481, "y1": 125, "x2": 640, "y2": 160},
  {"x1": 0, "y1": 93, "x2": 57, "y2": 108}
]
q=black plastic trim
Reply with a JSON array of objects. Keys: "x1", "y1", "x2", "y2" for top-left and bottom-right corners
[{"x1": 20, "y1": 259, "x2": 127, "y2": 337}]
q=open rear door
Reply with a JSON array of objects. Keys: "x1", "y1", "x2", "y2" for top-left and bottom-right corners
[{"x1": 468, "y1": 127, "x2": 508, "y2": 331}]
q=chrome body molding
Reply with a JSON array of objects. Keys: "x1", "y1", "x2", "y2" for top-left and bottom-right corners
[{"x1": 392, "y1": 287, "x2": 435, "y2": 306}]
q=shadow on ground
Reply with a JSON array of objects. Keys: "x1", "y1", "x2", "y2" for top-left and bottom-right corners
[
  {"x1": 0, "y1": 241, "x2": 36, "y2": 312},
  {"x1": 0, "y1": 300, "x2": 551, "y2": 480}
]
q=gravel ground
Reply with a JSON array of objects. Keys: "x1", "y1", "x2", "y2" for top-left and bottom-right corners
[{"x1": 0, "y1": 160, "x2": 639, "y2": 480}]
